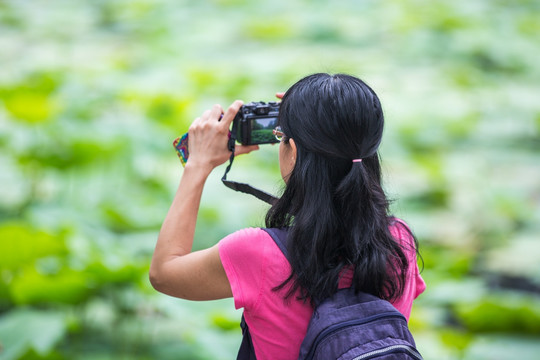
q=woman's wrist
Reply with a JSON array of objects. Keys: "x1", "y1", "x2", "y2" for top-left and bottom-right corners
[
  {"x1": 178, "y1": 161, "x2": 213, "y2": 195},
  {"x1": 183, "y1": 160, "x2": 214, "y2": 178}
]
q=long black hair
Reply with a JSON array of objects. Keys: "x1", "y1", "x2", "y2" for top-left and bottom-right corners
[{"x1": 265, "y1": 73, "x2": 417, "y2": 305}]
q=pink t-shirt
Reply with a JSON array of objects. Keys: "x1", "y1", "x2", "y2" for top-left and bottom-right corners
[{"x1": 218, "y1": 224, "x2": 425, "y2": 360}]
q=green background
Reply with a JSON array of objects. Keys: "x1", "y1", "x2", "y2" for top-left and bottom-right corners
[{"x1": 1, "y1": 0, "x2": 539, "y2": 359}]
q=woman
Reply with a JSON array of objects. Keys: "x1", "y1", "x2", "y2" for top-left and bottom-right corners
[{"x1": 150, "y1": 73, "x2": 426, "y2": 359}]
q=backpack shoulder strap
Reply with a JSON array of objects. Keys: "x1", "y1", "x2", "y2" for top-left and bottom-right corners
[
  {"x1": 237, "y1": 314, "x2": 257, "y2": 360},
  {"x1": 261, "y1": 227, "x2": 289, "y2": 259}
]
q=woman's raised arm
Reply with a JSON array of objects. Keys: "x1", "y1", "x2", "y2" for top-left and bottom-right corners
[{"x1": 149, "y1": 100, "x2": 258, "y2": 300}]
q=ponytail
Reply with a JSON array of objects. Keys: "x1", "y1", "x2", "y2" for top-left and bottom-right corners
[{"x1": 334, "y1": 155, "x2": 408, "y2": 301}]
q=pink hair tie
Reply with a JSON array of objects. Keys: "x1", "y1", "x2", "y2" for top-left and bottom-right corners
[{"x1": 352, "y1": 159, "x2": 363, "y2": 163}]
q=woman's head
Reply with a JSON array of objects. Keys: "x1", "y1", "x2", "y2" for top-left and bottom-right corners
[
  {"x1": 275, "y1": 73, "x2": 385, "y2": 210},
  {"x1": 278, "y1": 73, "x2": 384, "y2": 180},
  {"x1": 268, "y1": 73, "x2": 410, "y2": 305}
]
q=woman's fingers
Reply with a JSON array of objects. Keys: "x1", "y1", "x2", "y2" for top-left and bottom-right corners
[
  {"x1": 185, "y1": 100, "x2": 248, "y2": 169},
  {"x1": 198, "y1": 104, "x2": 223, "y2": 123},
  {"x1": 220, "y1": 100, "x2": 243, "y2": 129},
  {"x1": 199, "y1": 109, "x2": 211, "y2": 122},
  {"x1": 276, "y1": 92, "x2": 285, "y2": 99},
  {"x1": 209, "y1": 104, "x2": 224, "y2": 122},
  {"x1": 235, "y1": 145, "x2": 260, "y2": 156}
]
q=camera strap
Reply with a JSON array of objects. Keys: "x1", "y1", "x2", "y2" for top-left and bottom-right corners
[{"x1": 221, "y1": 125, "x2": 278, "y2": 205}]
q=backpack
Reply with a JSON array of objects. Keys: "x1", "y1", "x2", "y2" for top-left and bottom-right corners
[{"x1": 237, "y1": 228, "x2": 423, "y2": 360}]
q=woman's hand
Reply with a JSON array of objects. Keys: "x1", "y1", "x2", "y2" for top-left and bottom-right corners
[{"x1": 187, "y1": 100, "x2": 259, "y2": 172}]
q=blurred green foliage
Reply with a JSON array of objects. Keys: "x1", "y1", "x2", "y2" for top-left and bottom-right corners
[{"x1": 1, "y1": 0, "x2": 539, "y2": 359}]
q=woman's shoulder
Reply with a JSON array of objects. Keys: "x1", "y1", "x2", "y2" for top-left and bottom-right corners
[
  {"x1": 390, "y1": 217, "x2": 411, "y2": 231},
  {"x1": 218, "y1": 227, "x2": 275, "y2": 256},
  {"x1": 389, "y1": 218, "x2": 417, "y2": 251},
  {"x1": 220, "y1": 227, "x2": 271, "y2": 242}
]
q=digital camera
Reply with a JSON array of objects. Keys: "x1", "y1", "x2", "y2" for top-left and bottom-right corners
[{"x1": 233, "y1": 101, "x2": 280, "y2": 145}]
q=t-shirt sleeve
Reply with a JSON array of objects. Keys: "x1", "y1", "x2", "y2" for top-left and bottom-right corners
[
  {"x1": 399, "y1": 225, "x2": 426, "y2": 300},
  {"x1": 390, "y1": 220, "x2": 426, "y2": 320},
  {"x1": 218, "y1": 227, "x2": 270, "y2": 310}
]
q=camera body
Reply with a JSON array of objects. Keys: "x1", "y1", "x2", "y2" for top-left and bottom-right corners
[{"x1": 233, "y1": 101, "x2": 280, "y2": 145}]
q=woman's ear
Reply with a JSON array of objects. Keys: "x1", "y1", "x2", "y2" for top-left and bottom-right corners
[{"x1": 289, "y1": 138, "x2": 297, "y2": 165}]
